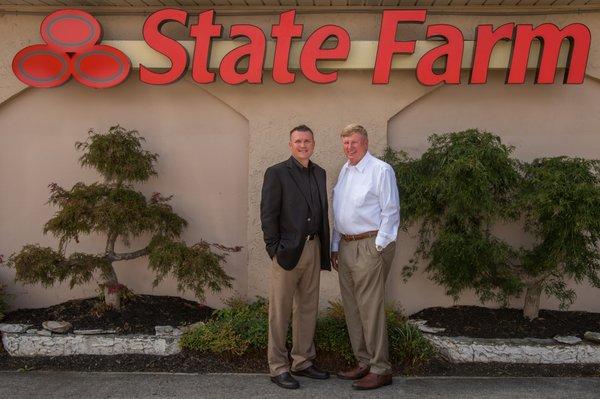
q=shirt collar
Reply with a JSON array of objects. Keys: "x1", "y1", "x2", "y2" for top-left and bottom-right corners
[
  {"x1": 290, "y1": 156, "x2": 313, "y2": 171},
  {"x1": 344, "y1": 151, "x2": 372, "y2": 173}
]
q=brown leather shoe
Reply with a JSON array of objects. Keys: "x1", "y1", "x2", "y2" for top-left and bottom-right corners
[
  {"x1": 351, "y1": 372, "x2": 393, "y2": 390},
  {"x1": 336, "y1": 364, "x2": 370, "y2": 380}
]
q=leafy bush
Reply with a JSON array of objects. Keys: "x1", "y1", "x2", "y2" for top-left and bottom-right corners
[
  {"x1": 384, "y1": 129, "x2": 523, "y2": 305},
  {"x1": 181, "y1": 298, "x2": 435, "y2": 370},
  {"x1": 314, "y1": 301, "x2": 354, "y2": 362},
  {"x1": 5, "y1": 126, "x2": 238, "y2": 309},
  {"x1": 180, "y1": 297, "x2": 269, "y2": 355},
  {"x1": 385, "y1": 130, "x2": 600, "y2": 320},
  {"x1": 517, "y1": 157, "x2": 600, "y2": 319}
]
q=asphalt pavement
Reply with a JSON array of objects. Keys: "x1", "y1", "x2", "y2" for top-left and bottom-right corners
[{"x1": 0, "y1": 371, "x2": 598, "y2": 399}]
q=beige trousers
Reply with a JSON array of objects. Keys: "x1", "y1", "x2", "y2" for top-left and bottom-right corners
[
  {"x1": 338, "y1": 236, "x2": 396, "y2": 375},
  {"x1": 268, "y1": 238, "x2": 321, "y2": 377}
]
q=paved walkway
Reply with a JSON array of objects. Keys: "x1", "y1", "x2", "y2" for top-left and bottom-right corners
[{"x1": 0, "y1": 371, "x2": 598, "y2": 398}]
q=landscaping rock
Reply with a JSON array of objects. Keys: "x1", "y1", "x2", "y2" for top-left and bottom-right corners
[
  {"x1": 36, "y1": 330, "x2": 52, "y2": 337},
  {"x1": 0, "y1": 324, "x2": 33, "y2": 334},
  {"x1": 74, "y1": 329, "x2": 117, "y2": 335},
  {"x1": 42, "y1": 321, "x2": 72, "y2": 334},
  {"x1": 418, "y1": 325, "x2": 446, "y2": 334},
  {"x1": 155, "y1": 326, "x2": 174, "y2": 336},
  {"x1": 408, "y1": 319, "x2": 428, "y2": 327},
  {"x1": 2, "y1": 333, "x2": 181, "y2": 356},
  {"x1": 553, "y1": 336, "x2": 582, "y2": 345},
  {"x1": 178, "y1": 321, "x2": 205, "y2": 333},
  {"x1": 584, "y1": 331, "x2": 600, "y2": 343}
]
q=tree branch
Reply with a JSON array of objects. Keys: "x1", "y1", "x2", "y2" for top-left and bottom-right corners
[{"x1": 110, "y1": 247, "x2": 149, "y2": 261}]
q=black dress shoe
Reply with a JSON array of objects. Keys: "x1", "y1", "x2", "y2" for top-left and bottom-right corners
[
  {"x1": 270, "y1": 372, "x2": 300, "y2": 389},
  {"x1": 291, "y1": 365, "x2": 330, "y2": 380}
]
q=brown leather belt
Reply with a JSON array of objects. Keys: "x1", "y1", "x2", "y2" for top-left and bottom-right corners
[{"x1": 341, "y1": 230, "x2": 378, "y2": 242}]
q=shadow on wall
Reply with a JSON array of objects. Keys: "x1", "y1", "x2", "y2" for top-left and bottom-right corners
[
  {"x1": 386, "y1": 71, "x2": 600, "y2": 315},
  {"x1": 0, "y1": 77, "x2": 249, "y2": 310}
]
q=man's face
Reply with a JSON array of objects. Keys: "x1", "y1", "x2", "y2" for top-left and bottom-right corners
[
  {"x1": 342, "y1": 132, "x2": 368, "y2": 165},
  {"x1": 289, "y1": 130, "x2": 315, "y2": 164}
]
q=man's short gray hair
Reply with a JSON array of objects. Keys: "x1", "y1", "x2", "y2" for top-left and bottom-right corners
[{"x1": 341, "y1": 124, "x2": 368, "y2": 139}]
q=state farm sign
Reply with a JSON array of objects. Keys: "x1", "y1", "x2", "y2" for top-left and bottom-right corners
[{"x1": 13, "y1": 8, "x2": 591, "y2": 89}]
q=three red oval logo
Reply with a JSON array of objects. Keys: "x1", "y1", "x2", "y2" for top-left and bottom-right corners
[{"x1": 13, "y1": 10, "x2": 131, "y2": 89}]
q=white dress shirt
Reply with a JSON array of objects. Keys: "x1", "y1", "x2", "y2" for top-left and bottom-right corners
[{"x1": 331, "y1": 151, "x2": 400, "y2": 252}]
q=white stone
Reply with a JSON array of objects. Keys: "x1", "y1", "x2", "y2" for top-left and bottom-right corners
[
  {"x1": 155, "y1": 326, "x2": 174, "y2": 336},
  {"x1": 407, "y1": 319, "x2": 428, "y2": 327},
  {"x1": 36, "y1": 330, "x2": 52, "y2": 337},
  {"x1": 1, "y1": 333, "x2": 182, "y2": 357},
  {"x1": 553, "y1": 336, "x2": 582, "y2": 345},
  {"x1": 0, "y1": 323, "x2": 33, "y2": 333},
  {"x1": 73, "y1": 329, "x2": 116, "y2": 335},
  {"x1": 422, "y1": 335, "x2": 600, "y2": 364},
  {"x1": 178, "y1": 321, "x2": 205, "y2": 333},
  {"x1": 584, "y1": 331, "x2": 600, "y2": 343},
  {"x1": 418, "y1": 325, "x2": 446, "y2": 334},
  {"x1": 42, "y1": 321, "x2": 72, "y2": 333}
]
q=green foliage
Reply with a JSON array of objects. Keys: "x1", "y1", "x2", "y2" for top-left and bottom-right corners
[
  {"x1": 518, "y1": 157, "x2": 600, "y2": 308},
  {"x1": 314, "y1": 301, "x2": 354, "y2": 362},
  {"x1": 386, "y1": 308, "x2": 434, "y2": 369},
  {"x1": 8, "y1": 245, "x2": 109, "y2": 289},
  {"x1": 148, "y1": 236, "x2": 233, "y2": 300},
  {"x1": 384, "y1": 129, "x2": 523, "y2": 304},
  {"x1": 180, "y1": 297, "x2": 268, "y2": 354},
  {"x1": 385, "y1": 130, "x2": 600, "y2": 317},
  {"x1": 76, "y1": 125, "x2": 158, "y2": 184},
  {"x1": 5, "y1": 125, "x2": 235, "y2": 307},
  {"x1": 181, "y1": 298, "x2": 434, "y2": 370}
]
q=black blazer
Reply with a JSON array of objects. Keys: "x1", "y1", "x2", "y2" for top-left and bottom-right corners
[{"x1": 260, "y1": 157, "x2": 331, "y2": 271}]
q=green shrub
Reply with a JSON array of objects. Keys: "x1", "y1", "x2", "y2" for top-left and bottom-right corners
[
  {"x1": 314, "y1": 301, "x2": 354, "y2": 362},
  {"x1": 181, "y1": 298, "x2": 435, "y2": 370},
  {"x1": 180, "y1": 297, "x2": 268, "y2": 354}
]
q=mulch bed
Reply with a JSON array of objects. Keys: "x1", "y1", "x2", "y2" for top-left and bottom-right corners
[
  {"x1": 410, "y1": 305, "x2": 600, "y2": 339},
  {"x1": 1, "y1": 295, "x2": 213, "y2": 334}
]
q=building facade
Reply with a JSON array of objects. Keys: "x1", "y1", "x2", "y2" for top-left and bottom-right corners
[{"x1": 1, "y1": 1, "x2": 600, "y2": 314}]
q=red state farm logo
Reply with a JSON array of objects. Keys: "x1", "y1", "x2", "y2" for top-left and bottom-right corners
[{"x1": 12, "y1": 10, "x2": 131, "y2": 89}]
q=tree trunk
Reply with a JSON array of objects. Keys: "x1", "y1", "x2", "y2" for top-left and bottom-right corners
[
  {"x1": 523, "y1": 281, "x2": 543, "y2": 320},
  {"x1": 103, "y1": 232, "x2": 121, "y2": 309},
  {"x1": 102, "y1": 263, "x2": 121, "y2": 309}
]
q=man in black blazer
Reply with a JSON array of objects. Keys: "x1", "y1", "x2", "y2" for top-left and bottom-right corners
[{"x1": 260, "y1": 125, "x2": 331, "y2": 389}]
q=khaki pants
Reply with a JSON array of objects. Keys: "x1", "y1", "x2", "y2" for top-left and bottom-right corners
[
  {"x1": 268, "y1": 238, "x2": 321, "y2": 377},
  {"x1": 338, "y1": 236, "x2": 396, "y2": 375}
]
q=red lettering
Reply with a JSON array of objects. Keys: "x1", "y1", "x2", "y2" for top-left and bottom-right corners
[
  {"x1": 508, "y1": 23, "x2": 590, "y2": 84},
  {"x1": 470, "y1": 23, "x2": 514, "y2": 84},
  {"x1": 373, "y1": 10, "x2": 427, "y2": 84},
  {"x1": 190, "y1": 10, "x2": 222, "y2": 84},
  {"x1": 300, "y1": 25, "x2": 350, "y2": 84},
  {"x1": 140, "y1": 9, "x2": 189, "y2": 85},
  {"x1": 416, "y1": 24, "x2": 464, "y2": 85},
  {"x1": 271, "y1": 10, "x2": 303, "y2": 84},
  {"x1": 219, "y1": 24, "x2": 266, "y2": 84}
]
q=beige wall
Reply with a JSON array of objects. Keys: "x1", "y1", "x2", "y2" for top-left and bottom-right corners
[
  {"x1": 1, "y1": 11, "x2": 600, "y2": 314},
  {"x1": 0, "y1": 78, "x2": 249, "y2": 310}
]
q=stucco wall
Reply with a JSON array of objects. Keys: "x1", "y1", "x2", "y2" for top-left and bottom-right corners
[
  {"x1": 0, "y1": 78, "x2": 249, "y2": 310},
  {"x1": 1, "y1": 10, "x2": 600, "y2": 314}
]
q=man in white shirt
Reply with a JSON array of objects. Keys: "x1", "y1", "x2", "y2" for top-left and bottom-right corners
[{"x1": 331, "y1": 124, "x2": 400, "y2": 390}]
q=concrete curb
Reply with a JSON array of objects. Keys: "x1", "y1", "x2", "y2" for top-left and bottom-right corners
[
  {"x1": 0, "y1": 324, "x2": 183, "y2": 356},
  {"x1": 425, "y1": 334, "x2": 600, "y2": 364}
]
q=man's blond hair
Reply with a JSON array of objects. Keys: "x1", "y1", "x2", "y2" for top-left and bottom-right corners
[{"x1": 341, "y1": 124, "x2": 368, "y2": 139}]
